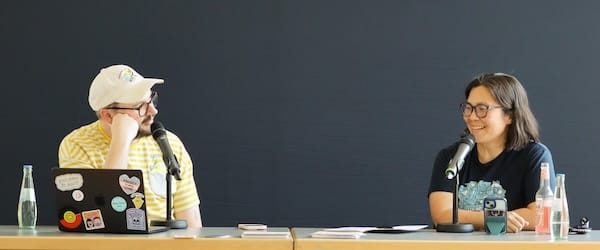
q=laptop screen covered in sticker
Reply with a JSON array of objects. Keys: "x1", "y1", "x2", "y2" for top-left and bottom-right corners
[{"x1": 51, "y1": 168, "x2": 168, "y2": 234}]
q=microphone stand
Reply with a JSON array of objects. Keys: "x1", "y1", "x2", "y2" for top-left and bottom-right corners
[
  {"x1": 150, "y1": 155, "x2": 188, "y2": 229},
  {"x1": 436, "y1": 172, "x2": 474, "y2": 233}
]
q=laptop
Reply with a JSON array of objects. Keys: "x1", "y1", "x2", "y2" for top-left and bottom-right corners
[{"x1": 51, "y1": 168, "x2": 169, "y2": 234}]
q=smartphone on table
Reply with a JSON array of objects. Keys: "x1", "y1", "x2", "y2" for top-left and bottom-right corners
[{"x1": 483, "y1": 196, "x2": 507, "y2": 235}]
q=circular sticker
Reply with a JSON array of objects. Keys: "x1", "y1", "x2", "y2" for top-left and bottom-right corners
[
  {"x1": 63, "y1": 211, "x2": 76, "y2": 223},
  {"x1": 59, "y1": 210, "x2": 82, "y2": 229},
  {"x1": 111, "y1": 196, "x2": 127, "y2": 212},
  {"x1": 72, "y1": 190, "x2": 84, "y2": 201}
]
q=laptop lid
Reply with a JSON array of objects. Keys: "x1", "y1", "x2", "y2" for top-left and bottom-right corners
[{"x1": 52, "y1": 168, "x2": 168, "y2": 234}]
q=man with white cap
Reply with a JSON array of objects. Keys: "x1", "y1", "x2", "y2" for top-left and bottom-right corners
[{"x1": 58, "y1": 65, "x2": 202, "y2": 228}]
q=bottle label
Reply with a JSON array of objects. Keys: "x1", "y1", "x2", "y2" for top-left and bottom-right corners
[
  {"x1": 19, "y1": 188, "x2": 36, "y2": 202},
  {"x1": 535, "y1": 200, "x2": 551, "y2": 233}
]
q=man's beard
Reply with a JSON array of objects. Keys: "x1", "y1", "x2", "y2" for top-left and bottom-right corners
[
  {"x1": 135, "y1": 129, "x2": 152, "y2": 139},
  {"x1": 135, "y1": 117, "x2": 154, "y2": 139}
]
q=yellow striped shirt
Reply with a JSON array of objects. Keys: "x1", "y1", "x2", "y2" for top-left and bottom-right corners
[{"x1": 58, "y1": 120, "x2": 200, "y2": 223}]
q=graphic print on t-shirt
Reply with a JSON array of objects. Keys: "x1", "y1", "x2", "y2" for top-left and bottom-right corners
[{"x1": 458, "y1": 180, "x2": 506, "y2": 210}]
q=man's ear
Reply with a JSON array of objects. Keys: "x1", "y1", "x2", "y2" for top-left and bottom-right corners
[{"x1": 99, "y1": 109, "x2": 113, "y2": 124}]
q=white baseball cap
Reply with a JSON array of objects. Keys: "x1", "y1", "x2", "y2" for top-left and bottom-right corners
[{"x1": 88, "y1": 65, "x2": 164, "y2": 111}]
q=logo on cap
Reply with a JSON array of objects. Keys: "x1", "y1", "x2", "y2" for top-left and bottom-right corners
[{"x1": 119, "y1": 68, "x2": 137, "y2": 82}]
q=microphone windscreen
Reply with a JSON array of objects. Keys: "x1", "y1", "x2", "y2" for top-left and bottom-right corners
[
  {"x1": 460, "y1": 134, "x2": 475, "y2": 146},
  {"x1": 151, "y1": 121, "x2": 167, "y2": 139}
]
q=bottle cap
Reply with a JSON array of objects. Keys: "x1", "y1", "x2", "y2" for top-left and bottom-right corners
[{"x1": 23, "y1": 165, "x2": 32, "y2": 169}]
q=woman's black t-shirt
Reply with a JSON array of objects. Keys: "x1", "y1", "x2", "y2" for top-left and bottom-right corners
[{"x1": 428, "y1": 141, "x2": 555, "y2": 211}]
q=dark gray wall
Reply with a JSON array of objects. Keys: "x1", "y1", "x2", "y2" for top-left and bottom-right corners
[{"x1": 1, "y1": 0, "x2": 598, "y2": 227}]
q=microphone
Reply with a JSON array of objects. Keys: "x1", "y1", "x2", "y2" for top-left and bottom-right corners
[
  {"x1": 151, "y1": 121, "x2": 182, "y2": 180},
  {"x1": 445, "y1": 134, "x2": 476, "y2": 179}
]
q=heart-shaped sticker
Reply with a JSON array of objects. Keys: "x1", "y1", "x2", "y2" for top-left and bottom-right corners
[{"x1": 119, "y1": 174, "x2": 141, "y2": 195}]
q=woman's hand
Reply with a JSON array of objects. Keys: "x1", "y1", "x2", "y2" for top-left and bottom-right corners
[{"x1": 506, "y1": 211, "x2": 529, "y2": 233}]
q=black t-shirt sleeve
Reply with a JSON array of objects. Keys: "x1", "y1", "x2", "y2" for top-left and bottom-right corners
[
  {"x1": 428, "y1": 143, "x2": 458, "y2": 196},
  {"x1": 522, "y1": 142, "x2": 556, "y2": 205}
]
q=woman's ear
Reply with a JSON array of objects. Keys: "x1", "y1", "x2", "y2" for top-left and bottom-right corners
[{"x1": 504, "y1": 111, "x2": 513, "y2": 125}]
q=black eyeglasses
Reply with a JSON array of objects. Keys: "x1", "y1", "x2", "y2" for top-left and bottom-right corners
[
  {"x1": 460, "y1": 102, "x2": 504, "y2": 119},
  {"x1": 106, "y1": 91, "x2": 158, "y2": 116}
]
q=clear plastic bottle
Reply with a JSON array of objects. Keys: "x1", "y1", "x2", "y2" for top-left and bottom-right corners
[
  {"x1": 17, "y1": 164, "x2": 37, "y2": 229},
  {"x1": 535, "y1": 163, "x2": 553, "y2": 234},
  {"x1": 550, "y1": 174, "x2": 569, "y2": 240}
]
